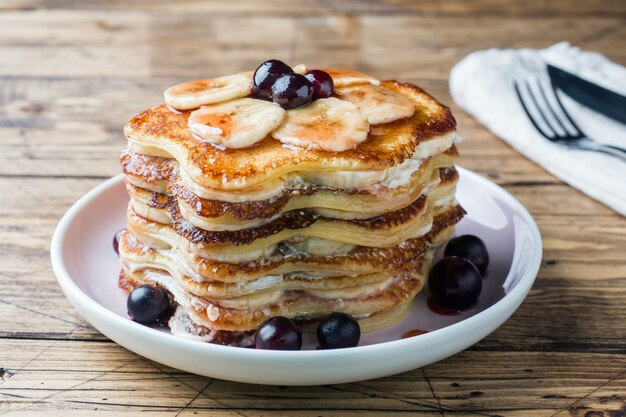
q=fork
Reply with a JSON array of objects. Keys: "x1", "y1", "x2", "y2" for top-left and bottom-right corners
[{"x1": 513, "y1": 78, "x2": 626, "y2": 160}]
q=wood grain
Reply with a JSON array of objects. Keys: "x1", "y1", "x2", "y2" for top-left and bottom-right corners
[{"x1": 0, "y1": 1, "x2": 625, "y2": 416}]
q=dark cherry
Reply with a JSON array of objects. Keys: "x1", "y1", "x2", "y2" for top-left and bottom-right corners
[
  {"x1": 252, "y1": 59, "x2": 293, "y2": 100},
  {"x1": 271, "y1": 73, "x2": 313, "y2": 109},
  {"x1": 444, "y1": 234, "x2": 490, "y2": 273},
  {"x1": 255, "y1": 316, "x2": 302, "y2": 350},
  {"x1": 113, "y1": 228, "x2": 125, "y2": 254},
  {"x1": 305, "y1": 69, "x2": 334, "y2": 100},
  {"x1": 428, "y1": 256, "x2": 482, "y2": 310},
  {"x1": 127, "y1": 284, "x2": 170, "y2": 324},
  {"x1": 317, "y1": 312, "x2": 361, "y2": 349}
]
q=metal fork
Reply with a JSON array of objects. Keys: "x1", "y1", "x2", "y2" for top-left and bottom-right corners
[{"x1": 514, "y1": 78, "x2": 626, "y2": 160}]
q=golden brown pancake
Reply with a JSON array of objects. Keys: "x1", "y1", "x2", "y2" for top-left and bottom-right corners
[
  {"x1": 119, "y1": 203, "x2": 465, "y2": 283},
  {"x1": 122, "y1": 146, "x2": 459, "y2": 227},
  {"x1": 126, "y1": 200, "x2": 460, "y2": 264},
  {"x1": 120, "y1": 229, "x2": 425, "y2": 300},
  {"x1": 152, "y1": 302, "x2": 413, "y2": 346},
  {"x1": 126, "y1": 164, "x2": 458, "y2": 227},
  {"x1": 124, "y1": 81, "x2": 456, "y2": 192},
  {"x1": 119, "y1": 264, "x2": 427, "y2": 332}
]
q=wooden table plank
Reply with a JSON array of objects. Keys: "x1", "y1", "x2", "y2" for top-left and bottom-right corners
[
  {"x1": 2, "y1": 0, "x2": 626, "y2": 17},
  {"x1": 0, "y1": 12, "x2": 624, "y2": 78},
  {"x1": 1, "y1": 340, "x2": 624, "y2": 416}
]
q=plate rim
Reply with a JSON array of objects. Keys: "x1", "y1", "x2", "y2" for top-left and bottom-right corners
[{"x1": 50, "y1": 166, "x2": 542, "y2": 360}]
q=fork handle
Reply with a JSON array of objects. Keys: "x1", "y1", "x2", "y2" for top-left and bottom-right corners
[{"x1": 581, "y1": 141, "x2": 626, "y2": 161}]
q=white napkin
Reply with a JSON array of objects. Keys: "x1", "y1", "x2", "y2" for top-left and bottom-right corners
[{"x1": 450, "y1": 42, "x2": 626, "y2": 216}]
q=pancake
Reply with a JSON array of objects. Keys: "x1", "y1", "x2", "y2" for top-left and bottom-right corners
[
  {"x1": 165, "y1": 301, "x2": 412, "y2": 345},
  {"x1": 119, "y1": 261, "x2": 428, "y2": 332},
  {"x1": 119, "y1": 203, "x2": 464, "y2": 283},
  {"x1": 124, "y1": 81, "x2": 456, "y2": 193},
  {"x1": 122, "y1": 255, "x2": 421, "y2": 310},
  {"x1": 122, "y1": 147, "x2": 459, "y2": 229},
  {"x1": 123, "y1": 168, "x2": 459, "y2": 264},
  {"x1": 126, "y1": 165, "x2": 458, "y2": 232},
  {"x1": 120, "y1": 228, "x2": 425, "y2": 300}
]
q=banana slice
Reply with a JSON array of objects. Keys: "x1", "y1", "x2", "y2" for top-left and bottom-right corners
[
  {"x1": 165, "y1": 72, "x2": 252, "y2": 110},
  {"x1": 292, "y1": 64, "x2": 307, "y2": 74},
  {"x1": 322, "y1": 68, "x2": 380, "y2": 87},
  {"x1": 336, "y1": 83, "x2": 415, "y2": 124},
  {"x1": 271, "y1": 97, "x2": 369, "y2": 152},
  {"x1": 188, "y1": 98, "x2": 285, "y2": 149}
]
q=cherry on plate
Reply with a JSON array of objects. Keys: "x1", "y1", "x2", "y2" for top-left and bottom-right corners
[
  {"x1": 252, "y1": 59, "x2": 293, "y2": 100},
  {"x1": 444, "y1": 234, "x2": 490, "y2": 273},
  {"x1": 255, "y1": 316, "x2": 302, "y2": 350},
  {"x1": 127, "y1": 284, "x2": 170, "y2": 324},
  {"x1": 113, "y1": 228, "x2": 125, "y2": 254},
  {"x1": 317, "y1": 312, "x2": 361, "y2": 349},
  {"x1": 428, "y1": 256, "x2": 482, "y2": 310},
  {"x1": 271, "y1": 73, "x2": 313, "y2": 109},
  {"x1": 305, "y1": 70, "x2": 334, "y2": 100}
]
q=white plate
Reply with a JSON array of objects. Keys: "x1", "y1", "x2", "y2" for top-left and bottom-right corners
[{"x1": 51, "y1": 167, "x2": 542, "y2": 385}]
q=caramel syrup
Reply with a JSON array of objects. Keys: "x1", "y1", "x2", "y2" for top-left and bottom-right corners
[
  {"x1": 195, "y1": 112, "x2": 233, "y2": 137},
  {"x1": 402, "y1": 329, "x2": 429, "y2": 339}
]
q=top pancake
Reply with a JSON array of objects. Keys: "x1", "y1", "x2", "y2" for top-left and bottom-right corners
[{"x1": 124, "y1": 80, "x2": 456, "y2": 191}]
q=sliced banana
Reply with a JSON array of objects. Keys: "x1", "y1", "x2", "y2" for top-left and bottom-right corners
[
  {"x1": 271, "y1": 97, "x2": 369, "y2": 152},
  {"x1": 188, "y1": 98, "x2": 285, "y2": 149},
  {"x1": 336, "y1": 83, "x2": 415, "y2": 124},
  {"x1": 292, "y1": 64, "x2": 307, "y2": 74},
  {"x1": 322, "y1": 68, "x2": 380, "y2": 87},
  {"x1": 165, "y1": 72, "x2": 252, "y2": 110}
]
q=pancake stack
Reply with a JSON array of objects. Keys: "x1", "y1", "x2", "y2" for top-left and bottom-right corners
[{"x1": 118, "y1": 67, "x2": 464, "y2": 346}]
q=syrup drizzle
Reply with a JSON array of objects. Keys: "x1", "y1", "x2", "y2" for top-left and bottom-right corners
[{"x1": 402, "y1": 329, "x2": 429, "y2": 338}]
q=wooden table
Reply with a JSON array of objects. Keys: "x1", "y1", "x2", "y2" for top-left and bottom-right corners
[{"x1": 1, "y1": 1, "x2": 625, "y2": 415}]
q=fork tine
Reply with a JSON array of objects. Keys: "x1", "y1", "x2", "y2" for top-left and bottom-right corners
[
  {"x1": 537, "y1": 79, "x2": 575, "y2": 137},
  {"x1": 524, "y1": 80, "x2": 558, "y2": 136},
  {"x1": 513, "y1": 80, "x2": 554, "y2": 140},
  {"x1": 547, "y1": 80, "x2": 585, "y2": 139}
]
